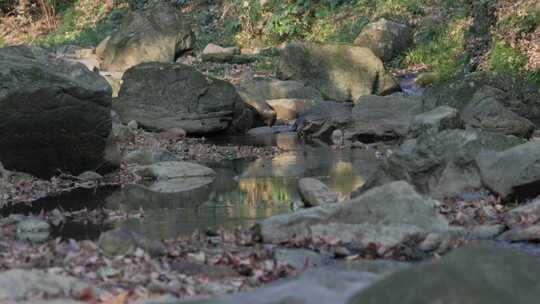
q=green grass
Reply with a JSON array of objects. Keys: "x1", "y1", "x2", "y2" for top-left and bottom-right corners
[
  {"x1": 0, "y1": 36, "x2": 5, "y2": 48},
  {"x1": 490, "y1": 41, "x2": 540, "y2": 89},
  {"x1": 402, "y1": 17, "x2": 468, "y2": 81},
  {"x1": 34, "y1": 1, "x2": 126, "y2": 48}
]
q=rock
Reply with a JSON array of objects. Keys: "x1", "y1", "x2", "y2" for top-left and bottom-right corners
[
  {"x1": 241, "y1": 78, "x2": 324, "y2": 102},
  {"x1": 178, "y1": 263, "x2": 398, "y2": 304},
  {"x1": 114, "y1": 62, "x2": 252, "y2": 134},
  {"x1": 331, "y1": 129, "x2": 344, "y2": 145},
  {"x1": 466, "y1": 224, "x2": 506, "y2": 239},
  {"x1": 16, "y1": 217, "x2": 49, "y2": 233},
  {"x1": 347, "y1": 245, "x2": 540, "y2": 304},
  {"x1": 201, "y1": 43, "x2": 238, "y2": 62},
  {"x1": 95, "y1": 35, "x2": 110, "y2": 59},
  {"x1": 503, "y1": 199, "x2": 540, "y2": 227},
  {"x1": 236, "y1": 87, "x2": 277, "y2": 126},
  {"x1": 298, "y1": 178, "x2": 338, "y2": 207},
  {"x1": 0, "y1": 45, "x2": 114, "y2": 178},
  {"x1": 124, "y1": 149, "x2": 179, "y2": 165},
  {"x1": 267, "y1": 98, "x2": 319, "y2": 121},
  {"x1": 497, "y1": 225, "x2": 540, "y2": 242},
  {"x1": 98, "y1": 228, "x2": 166, "y2": 257},
  {"x1": 112, "y1": 122, "x2": 135, "y2": 142},
  {"x1": 134, "y1": 161, "x2": 216, "y2": 180},
  {"x1": 277, "y1": 42, "x2": 400, "y2": 102},
  {"x1": 255, "y1": 181, "x2": 449, "y2": 253},
  {"x1": 414, "y1": 72, "x2": 439, "y2": 87},
  {"x1": 476, "y1": 141, "x2": 540, "y2": 200},
  {"x1": 461, "y1": 86, "x2": 534, "y2": 137},
  {"x1": 273, "y1": 248, "x2": 330, "y2": 269},
  {"x1": 0, "y1": 269, "x2": 94, "y2": 302},
  {"x1": 353, "y1": 18, "x2": 413, "y2": 62},
  {"x1": 385, "y1": 129, "x2": 524, "y2": 198},
  {"x1": 347, "y1": 95, "x2": 423, "y2": 141},
  {"x1": 423, "y1": 72, "x2": 540, "y2": 126},
  {"x1": 99, "y1": 2, "x2": 194, "y2": 72},
  {"x1": 298, "y1": 101, "x2": 352, "y2": 138},
  {"x1": 409, "y1": 106, "x2": 462, "y2": 137},
  {"x1": 77, "y1": 171, "x2": 103, "y2": 181},
  {"x1": 127, "y1": 120, "x2": 138, "y2": 131}
]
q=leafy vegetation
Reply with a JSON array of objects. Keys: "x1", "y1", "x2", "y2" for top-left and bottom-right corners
[
  {"x1": 403, "y1": 17, "x2": 468, "y2": 81},
  {"x1": 35, "y1": 0, "x2": 126, "y2": 47}
]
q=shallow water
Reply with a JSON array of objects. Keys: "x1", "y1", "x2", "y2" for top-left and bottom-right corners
[{"x1": 11, "y1": 133, "x2": 375, "y2": 240}]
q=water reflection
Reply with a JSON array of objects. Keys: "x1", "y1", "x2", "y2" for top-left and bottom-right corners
[
  {"x1": 7, "y1": 133, "x2": 372, "y2": 240},
  {"x1": 103, "y1": 134, "x2": 371, "y2": 239}
]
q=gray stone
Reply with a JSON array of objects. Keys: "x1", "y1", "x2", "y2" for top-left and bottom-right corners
[
  {"x1": 347, "y1": 244, "x2": 540, "y2": 304},
  {"x1": 236, "y1": 87, "x2": 277, "y2": 126},
  {"x1": 77, "y1": 171, "x2": 103, "y2": 181},
  {"x1": 423, "y1": 72, "x2": 540, "y2": 126},
  {"x1": 298, "y1": 177, "x2": 338, "y2": 207},
  {"x1": 354, "y1": 18, "x2": 413, "y2": 62},
  {"x1": 175, "y1": 264, "x2": 391, "y2": 304},
  {"x1": 99, "y1": 2, "x2": 194, "y2": 72},
  {"x1": 277, "y1": 43, "x2": 399, "y2": 102},
  {"x1": 99, "y1": 228, "x2": 167, "y2": 257},
  {"x1": 0, "y1": 45, "x2": 113, "y2": 178},
  {"x1": 298, "y1": 101, "x2": 353, "y2": 138},
  {"x1": 461, "y1": 86, "x2": 534, "y2": 137},
  {"x1": 385, "y1": 129, "x2": 524, "y2": 198},
  {"x1": 0, "y1": 269, "x2": 93, "y2": 301},
  {"x1": 16, "y1": 217, "x2": 50, "y2": 233},
  {"x1": 255, "y1": 181, "x2": 449, "y2": 253},
  {"x1": 273, "y1": 248, "x2": 329, "y2": 269},
  {"x1": 348, "y1": 95, "x2": 423, "y2": 141},
  {"x1": 476, "y1": 141, "x2": 540, "y2": 199},
  {"x1": 134, "y1": 161, "x2": 216, "y2": 180},
  {"x1": 115, "y1": 62, "x2": 252, "y2": 134},
  {"x1": 497, "y1": 225, "x2": 540, "y2": 242},
  {"x1": 409, "y1": 106, "x2": 462, "y2": 137},
  {"x1": 201, "y1": 43, "x2": 239, "y2": 62},
  {"x1": 267, "y1": 98, "x2": 319, "y2": 121}
]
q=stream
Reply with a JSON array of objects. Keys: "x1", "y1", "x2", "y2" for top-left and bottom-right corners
[{"x1": 5, "y1": 132, "x2": 373, "y2": 241}]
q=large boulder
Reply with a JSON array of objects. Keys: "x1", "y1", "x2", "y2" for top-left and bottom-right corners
[
  {"x1": 298, "y1": 101, "x2": 353, "y2": 138},
  {"x1": 255, "y1": 181, "x2": 449, "y2": 254},
  {"x1": 423, "y1": 72, "x2": 540, "y2": 127},
  {"x1": 267, "y1": 98, "x2": 320, "y2": 121},
  {"x1": 347, "y1": 95, "x2": 423, "y2": 142},
  {"x1": 354, "y1": 18, "x2": 413, "y2": 62},
  {"x1": 0, "y1": 45, "x2": 113, "y2": 178},
  {"x1": 347, "y1": 245, "x2": 540, "y2": 304},
  {"x1": 476, "y1": 141, "x2": 540, "y2": 200},
  {"x1": 99, "y1": 2, "x2": 195, "y2": 72},
  {"x1": 277, "y1": 43, "x2": 400, "y2": 102},
  {"x1": 298, "y1": 178, "x2": 338, "y2": 207},
  {"x1": 409, "y1": 106, "x2": 463, "y2": 137},
  {"x1": 114, "y1": 62, "x2": 253, "y2": 134},
  {"x1": 384, "y1": 129, "x2": 524, "y2": 198},
  {"x1": 179, "y1": 261, "x2": 408, "y2": 304},
  {"x1": 460, "y1": 86, "x2": 534, "y2": 137}
]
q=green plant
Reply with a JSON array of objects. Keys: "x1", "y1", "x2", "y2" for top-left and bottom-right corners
[
  {"x1": 403, "y1": 17, "x2": 468, "y2": 81},
  {"x1": 489, "y1": 41, "x2": 539, "y2": 89},
  {"x1": 0, "y1": 35, "x2": 5, "y2": 48}
]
